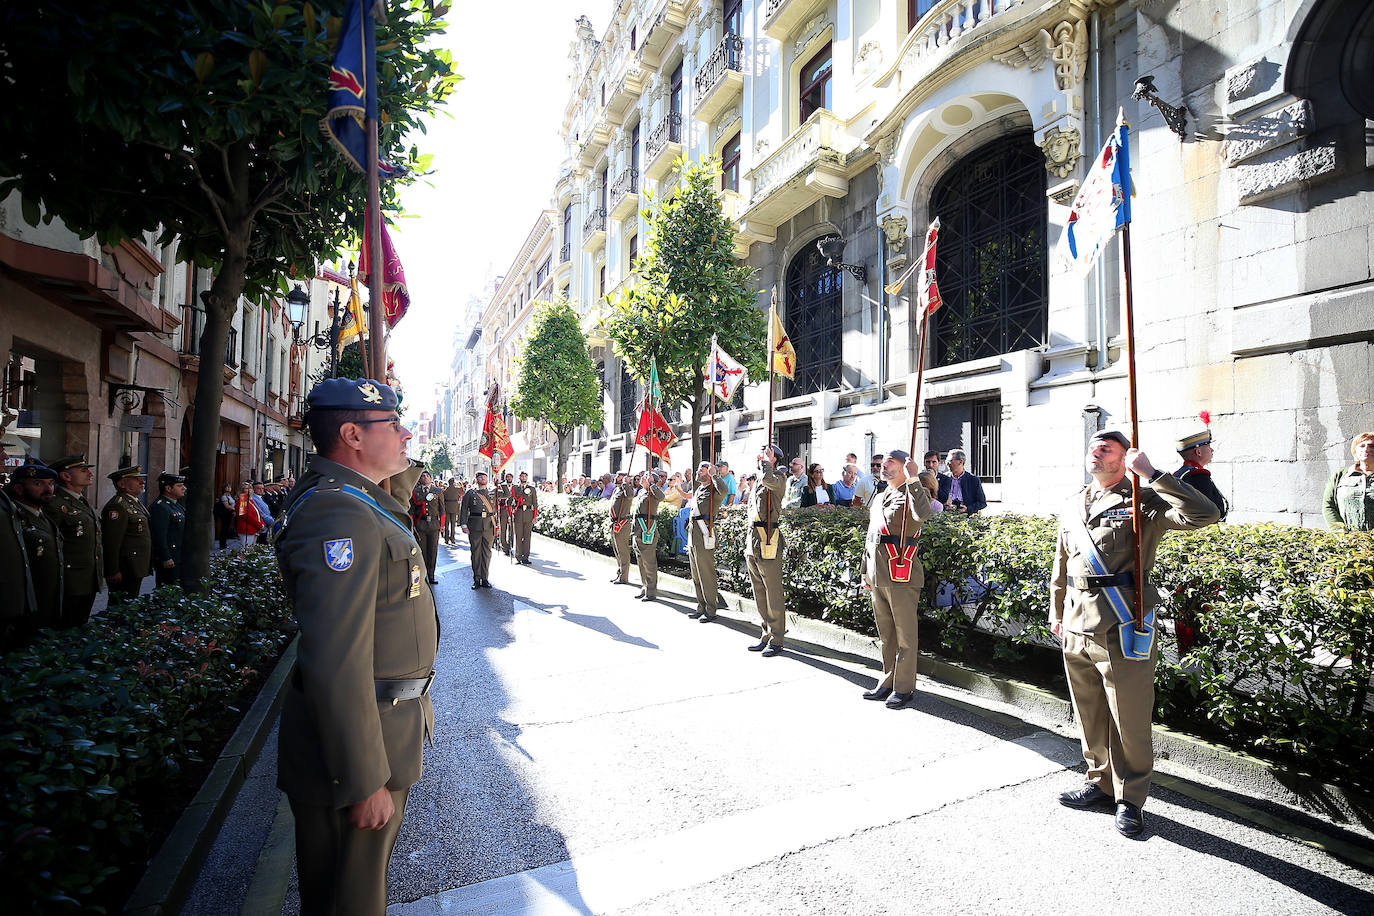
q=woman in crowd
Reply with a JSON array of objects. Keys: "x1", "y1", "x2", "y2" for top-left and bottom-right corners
[
  {"x1": 737, "y1": 473, "x2": 757, "y2": 507},
  {"x1": 936, "y1": 449, "x2": 986, "y2": 515},
  {"x1": 214, "y1": 483, "x2": 235, "y2": 549},
  {"x1": 662, "y1": 471, "x2": 689, "y2": 509},
  {"x1": 800, "y1": 462, "x2": 835, "y2": 508},
  {"x1": 1323, "y1": 432, "x2": 1374, "y2": 530},
  {"x1": 922, "y1": 470, "x2": 944, "y2": 513}
]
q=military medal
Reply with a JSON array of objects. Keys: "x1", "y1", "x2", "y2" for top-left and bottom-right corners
[{"x1": 409, "y1": 564, "x2": 423, "y2": 598}]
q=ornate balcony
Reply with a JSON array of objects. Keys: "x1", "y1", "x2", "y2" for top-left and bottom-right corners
[
  {"x1": 638, "y1": 0, "x2": 690, "y2": 68},
  {"x1": 609, "y1": 167, "x2": 640, "y2": 221},
  {"x1": 693, "y1": 34, "x2": 744, "y2": 123},
  {"x1": 763, "y1": 0, "x2": 827, "y2": 43},
  {"x1": 583, "y1": 206, "x2": 607, "y2": 250},
  {"x1": 606, "y1": 68, "x2": 647, "y2": 126},
  {"x1": 559, "y1": 242, "x2": 571, "y2": 264},
  {"x1": 888, "y1": 0, "x2": 1024, "y2": 93},
  {"x1": 743, "y1": 108, "x2": 849, "y2": 226},
  {"x1": 579, "y1": 119, "x2": 613, "y2": 169},
  {"x1": 643, "y1": 112, "x2": 683, "y2": 181}
]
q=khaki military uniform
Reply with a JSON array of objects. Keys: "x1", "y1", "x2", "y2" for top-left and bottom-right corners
[
  {"x1": 746, "y1": 460, "x2": 788, "y2": 648},
  {"x1": 1, "y1": 489, "x2": 40, "y2": 648},
  {"x1": 1050, "y1": 472, "x2": 1219, "y2": 808},
  {"x1": 149, "y1": 494, "x2": 186, "y2": 589},
  {"x1": 631, "y1": 483, "x2": 665, "y2": 599},
  {"x1": 15, "y1": 500, "x2": 62, "y2": 631},
  {"x1": 410, "y1": 484, "x2": 442, "y2": 581},
  {"x1": 45, "y1": 487, "x2": 103, "y2": 627},
  {"x1": 511, "y1": 482, "x2": 538, "y2": 563},
  {"x1": 274, "y1": 456, "x2": 439, "y2": 915},
  {"x1": 102, "y1": 491, "x2": 151, "y2": 602},
  {"x1": 608, "y1": 483, "x2": 634, "y2": 582},
  {"x1": 460, "y1": 487, "x2": 498, "y2": 585},
  {"x1": 442, "y1": 484, "x2": 462, "y2": 544},
  {"x1": 863, "y1": 478, "x2": 934, "y2": 695},
  {"x1": 688, "y1": 477, "x2": 728, "y2": 618},
  {"x1": 495, "y1": 484, "x2": 514, "y2": 555}
]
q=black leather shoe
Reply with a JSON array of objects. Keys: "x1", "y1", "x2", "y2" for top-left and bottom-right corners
[
  {"x1": 1058, "y1": 784, "x2": 1113, "y2": 810},
  {"x1": 481, "y1": 579, "x2": 493, "y2": 589},
  {"x1": 747, "y1": 639, "x2": 769, "y2": 652},
  {"x1": 687, "y1": 612, "x2": 704, "y2": 619},
  {"x1": 761, "y1": 645, "x2": 783, "y2": 657},
  {"x1": 698, "y1": 615, "x2": 715, "y2": 623},
  {"x1": 427, "y1": 577, "x2": 439, "y2": 584},
  {"x1": 471, "y1": 582, "x2": 481, "y2": 590},
  {"x1": 862, "y1": 686, "x2": 893, "y2": 701},
  {"x1": 640, "y1": 595, "x2": 656, "y2": 601},
  {"x1": 885, "y1": 691, "x2": 913, "y2": 708},
  {"x1": 1115, "y1": 802, "x2": 1145, "y2": 837}
]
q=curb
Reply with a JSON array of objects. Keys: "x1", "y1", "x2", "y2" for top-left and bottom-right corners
[
  {"x1": 534, "y1": 533, "x2": 1374, "y2": 864},
  {"x1": 123, "y1": 635, "x2": 299, "y2": 916}
]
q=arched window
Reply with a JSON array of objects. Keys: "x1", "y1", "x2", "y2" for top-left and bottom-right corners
[
  {"x1": 784, "y1": 243, "x2": 843, "y2": 395},
  {"x1": 927, "y1": 132, "x2": 1047, "y2": 367}
]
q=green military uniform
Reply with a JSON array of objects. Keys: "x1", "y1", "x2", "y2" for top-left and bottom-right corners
[
  {"x1": 410, "y1": 482, "x2": 442, "y2": 583},
  {"x1": 0, "y1": 486, "x2": 40, "y2": 649},
  {"x1": 15, "y1": 499, "x2": 63, "y2": 629},
  {"x1": 460, "y1": 481, "x2": 498, "y2": 588},
  {"x1": 863, "y1": 456, "x2": 934, "y2": 704},
  {"x1": 495, "y1": 477, "x2": 514, "y2": 555},
  {"x1": 442, "y1": 482, "x2": 462, "y2": 544},
  {"x1": 608, "y1": 478, "x2": 634, "y2": 583},
  {"x1": 101, "y1": 466, "x2": 151, "y2": 603},
  {"x1": 631, "y1": 476, "x2": 665, "y2": 600},
  {"x1": 1051, "y1": 437, "x2": 1219, "y2": 811},
  {"x1": 45, "y1": 454, "x2": 103, "y2": 628},
  {"x1": 511, "y1": 476, "x2": 538, "y2": 564},
  {"x1": 687, "y1": 474, "x2": 728, "y2": 620},
  {"x1": 746, "y1": 452, "x2": 788, "y2": 652},
  {"x1": 275, "y1": 378, "x2": 439, "y2": 915},
  {"x1": 150, "y1": 482, "x2": 186, "y2": 589}
]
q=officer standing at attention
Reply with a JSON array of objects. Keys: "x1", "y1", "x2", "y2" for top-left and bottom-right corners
[
  {"x1": 608, "y1": 470, "x2": 634, "y2": 584},
  {"x1": 8, "y1": 461, "x2": 63, "y2": 632},
  {"x1": 511, "y1": 470, "x2": 538, "y2": 565},
  {"x1": 1051, "y1": 430, "x2": 1219, "y2": 838},
  {"x1": 102, "y1": 466, "x2": 152, "y2": 603},
  {"x1": 493, "y1": 471, "x2": 514, "y2": 556},
  {"x1": 861, "y1": 451, "x2": 934, "y2": 708},
  {"x1": 1173, "y1": 429, "x2": 1229, "y2": 520},
  {"x1": 686, "y1": 461, "x2": 728, "y2": 622},
  {"x1": 442, "y1": 478, "x2": 462, "y2": 546},
  {"x1": 460, "y1": 470, "x2": 497, "y2": 589},
  {"x1": 1, "y1": 471, "x2": 40, "y2": 649},
  {"x1": 747, "y1": 444, "x2": 788, "y2": 656},
  {"x1": 45, "y1": 454, "x2": 103, "y2": 628},
  {"x1": 273, "y1": 378, "x2": 439, "y2": 914},
  {"x1": 631, "y1": 469, "x2": 666, "y2": 601},
  {"x1": 409, "y1": 470, "x2": 442, "y2": 584},
  {"x1": 149, "y1": 472, "x2": 187, "y2": 589}
]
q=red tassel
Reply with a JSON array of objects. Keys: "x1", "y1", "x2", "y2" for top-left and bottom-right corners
[{"x1": 1199, "y1": 410, "x2": 1211, "y2": 426}]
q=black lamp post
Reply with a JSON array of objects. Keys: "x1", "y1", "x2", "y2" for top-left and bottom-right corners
[{"x1": 816, "y1": 235, "x2": 867, "y2": 282}]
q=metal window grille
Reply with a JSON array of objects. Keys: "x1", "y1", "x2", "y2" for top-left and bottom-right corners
[
  {"x1": 619, "y1": 364, "x2": 638, "y2": 434},
  {"x1": 783, "y1": 244, "x2": 843, "y2": 395},
  {"x1": 971, "y1": 397, "x2": 1002, "y2": 483}
]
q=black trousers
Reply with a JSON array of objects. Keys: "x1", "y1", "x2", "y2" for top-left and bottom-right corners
[{"x1": 58, "y1": 591, "x2": 97, "y2": 628}]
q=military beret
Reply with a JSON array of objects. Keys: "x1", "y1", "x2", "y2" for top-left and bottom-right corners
[
  {"x1": 885, "y1": 449, "x2": 911, "y2": 462},
  {"x1": 158, "y1": 472, "x2": 186, "y2": 487},
  {"x1": 305, "y1": 377, "x2": 399, "y2": 412},
  {"x1": 49, "y1": 453, "x2": 94, "y2": 473},
  {"x1": 760, "y1": 444, "x2": 784, "y2": 461},
  {"x1": 108, "y1": 465, "x2": 145, "y2": 482},
  {"x1": 12, "y1": 461, "x2": 57, "y2": 481},
  {"x1": 1176, "y1": 429, "x2": 1213, "y2": 452},
  {"x1": 1089, "y1": 430, "x2": 1132, "y2": 450}
]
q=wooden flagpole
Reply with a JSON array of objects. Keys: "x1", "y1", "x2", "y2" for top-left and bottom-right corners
[
  {"x1": 364, "y1": 5, "x2": 385, "y2": 384},
  {"x1": 767, "y1": 289, "x2": 777, "y2": 452},
  {"x1": 1120, "y1": 218, "x2": 1146, "y2": 636}
]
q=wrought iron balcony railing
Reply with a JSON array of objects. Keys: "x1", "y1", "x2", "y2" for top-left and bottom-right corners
[
  {"x1": 583, "y1": 206, "x2": 607, "y2": 236},
  {"x1": 608, "y1": 167, "x2": 639, "y2": 214},
  {"x1": 694, "y1": 33, "x2": 743, "y2": 100},
  {"x1": 646, "y1": 112, "x2": 682, "y2": 161},
  {"x1": 559, "y1": 242, "x2": 571, "y2": 263}
]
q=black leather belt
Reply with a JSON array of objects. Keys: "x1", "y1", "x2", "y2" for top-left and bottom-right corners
[
  {"x1": 1070, "y1": 573, "x2": 1134, "y2": 590},
  {"x1": 612, "y1": 516, "x2": 629, "y2": 523},
  {"x1": 470, "y1": 511, "x2": 491, "y2": 518},
  {"x1": 878, "y1": 535, "x2": 920, "y2": 547},
  {"x1": 375, "y1": 672, "x2": 435, "y2": 702}
]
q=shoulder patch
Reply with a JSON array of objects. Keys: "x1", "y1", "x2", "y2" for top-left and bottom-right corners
[
  {"x1": 108, "y1": 510, "x2": 119, "y2": 520},
  {"x1": 323, "y1": 538, "x2": 354, "y2": 571}
]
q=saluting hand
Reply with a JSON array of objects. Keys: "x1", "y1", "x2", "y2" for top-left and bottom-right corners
[
  {"x1": 1124, "y1": 448, "x2": 1155, "y2": 479},
  {"x1": 350, "y1": 785, "x2": 395, "y2": 830}
]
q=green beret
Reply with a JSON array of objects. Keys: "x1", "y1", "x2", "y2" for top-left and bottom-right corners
[{"x1": 306, "y1": 377, "x2": 399, "y2": 412}]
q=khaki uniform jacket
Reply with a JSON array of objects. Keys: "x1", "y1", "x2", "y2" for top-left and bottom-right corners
[
  {"x1": 45, "y1": 487, "x2": 102, "y2": 596},
  {"x1": 512, "y1": 484, "x2": 538, "y2": 520},
  {"x1": 631, "y1": 484, "x2": 664, "y2": 546},
  {"x1": 274, "y1": 456, "x2": 440, "y2": 808},
  {"x1": 442, "y1": 484, "x2": 463, "y2": 513},
  {"x1": 101, "y1": 492, "x2": 151, "y2": 580},
  {"x1": 863, "y1": 479, "x2": 934, "y2": 589},
  {"x1": 410, "y1": 485, "x2": 442, "y2": 532},
  {"x1": 609, "y1": 484, "x2": 634, "y2": 526},
  {"x1": 460, "y1": 488, "x2": 498, "y2": 535},
  {"x1": 746, "y1": 461, "x2": 788, "y2": 558},
  {"x1": 689, "y1": 478, "x2": 728, "y2": 530},
  {"x1": 1050, "y1": 472, "x2": 1220, "y2": 635},
  {"x1": 149, "y1": 495, "x2": 186, "y2": 567},
  {"x1": 16, "y1": 501, "x2": 63, "y2": 620}
]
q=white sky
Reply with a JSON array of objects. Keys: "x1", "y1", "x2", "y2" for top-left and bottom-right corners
[{"x1": 385, "y1": 1, "x2": 618, "y2": 413}]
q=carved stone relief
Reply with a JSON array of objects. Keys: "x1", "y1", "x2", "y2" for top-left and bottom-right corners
[
  {"x1": 714, "y1": 104, "x2": 742, "y2": 144},
  {"x1": 794, "y1": 13, "x2": 830, "y2": 58},
  {"x1": 1040, "y1": 125, "x2": 1082, "y2": 178},
  {"x1": 1051, "y1": 20, "x2": 1085, "y2": 91},
  {"x1": 880, "y1": 214, "x2": 909, "y2": 257},
  {"x1": 856, "y1": 41, "x2": 883, "y2": 75},
  {"x1": 992, "y1": 30, "x2": 1053, "y2": 72}
]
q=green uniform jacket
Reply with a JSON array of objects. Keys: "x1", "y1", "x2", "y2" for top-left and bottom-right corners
[
  {"x1": 746, "y1": 460, "x2": 788, "y2": 558},
  {"x1": 631, "y1": 484, "x2": 664, "y2": 547},
  {"x1": 1, "y1": 490, "x2": 38, "y2": 619},
  {"x1": 689, "y1": 478, "x2": 728, "y2": 529},
  {"x1": 442, "y1": 484, "x2": 462, "y2": 513},
  {"x1": 460, "y1": 487, "x2": 498, "y2": 535},
  {"x1": 410, "y1": 485, "x2": 442, "y2": 532},
  {"x1": 149, "y1": 495, "x2": 186, "y2": 568},
  {"x1": 1050, "y1": 472, "x2": 1220, "y2": 635},
  {"x1": 609, "y1": 483, "x2": 634, "y2": 526},
  {"x1": 15, "y1": 501, "x2": 63, "y2": 624},
  {"x1": 274, "y1": 456, "x2": 440, "y2": 808},
  {"x1": 512, "y1": 483, "x2": 538, "y2": 520},
  {"x1": 45, "y1": 488, "x2": 102, "y2": 597},
  {"x1": 863, "y1": 478, "x2": 934, "y2": 589},
  {"x1": 101, "y1": 492, "x2": 152, "y2": 581}
]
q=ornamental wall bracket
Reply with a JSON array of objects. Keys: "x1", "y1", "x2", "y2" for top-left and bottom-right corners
[
  {"x1": 108, "y1": 383, "x2": 178, "y2": 419},
  {"x1": 992, "y1": 29, "x2": 1053, "y2": 72},
  {"x1": 1040, "y1": 125, "x2": 1082, "y2": 178},
  {"x1": 1133, "y1": 75, "x2": 1190, "y2": 141}
]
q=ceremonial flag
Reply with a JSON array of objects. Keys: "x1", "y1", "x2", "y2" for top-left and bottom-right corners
[
  {"x1": 916, "y1": 217, "x2": 943, "y2": 317},
  {"x1": 1058, "y1": 121, "x2": 1132, "y2": 275},
  {"x1": 705, "y1": 335, "x2": 747, "y2": 403},
  {"x1": 324, "y1": 0, "x2": 373, "y2": 174},
  {"x1": 648, "y1": 356, "x2": 663, "y2": 406},
  {"x1": 336, "y1": 275, "x2": 367, "y2": 357},
  {"x1": 478, "y1": 384, "x2": 514, "y2": 470},
  {"x1": 768, "y1": 305, "x2": 796, "y2": 379},
  {"x1": 635, "y1": 394, "x2": 678, "y2": 467},
  {"x1": 358, "y1": 213, "x2": 411, "y2": 329}
]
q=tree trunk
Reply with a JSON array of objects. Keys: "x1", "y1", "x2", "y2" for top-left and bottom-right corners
[
  {"x1": 182, "y1": 245, "x2": 250, "y2": 590},
  {"x1": 554, "y1": 426, "x2": 570, "y2": 488}
]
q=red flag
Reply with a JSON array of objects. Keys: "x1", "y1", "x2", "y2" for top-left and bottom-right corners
[
  {"x1": 359, "y1": 211, "x2": 411, "y2": 329},
  {"x1": 917, "y1": 217, "x2": 942, "y2": 317},
  {"x1": 478, "y1": 383, "x2": 514, "y2": 470},
  {"x1": 635, "y1": 397, "x2": 678, "y2": 465}
]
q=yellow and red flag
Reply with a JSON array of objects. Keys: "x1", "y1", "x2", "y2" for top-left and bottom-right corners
[
  {"x1": 336, "y1": 275, "x2": 367, "y2": 358},
  {"x1": 478, "y1": 383, "x2": 514, "y2": 470},
  {"x1": 768, "y1": 304, "x2": 796, "y2": 380}
]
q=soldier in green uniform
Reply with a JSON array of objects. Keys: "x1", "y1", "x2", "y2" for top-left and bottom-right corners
[
  {"x1": 409, "y1": 470, "x2": 442, "y2": 584},
  {"x1": 273, "y1": 377, "x2": 439, "y2": 915},
  {"x1": 46, "y1": 453, "x2": 103, "y2": 628},
  {"x1": 442, "y1": 478, "x2": 462, "y2": 545},
  {"x1": 1, "y1": 477, "x2": 40, "y2": 650},
  {"x1": 608, "y1": 471, "x2": 634, "y2": 584},
  {"x1": 149, "y1": 472, "x2": 187, "y2": 588},
  {"x1": 1051, "y1": 430, "x2": 1219, "y2": 838},
  {"x1": 511, "y1": 470, "x2": 538, "y2": 565},
  {"x1": 460, "y1": 470, "x2": 497, "y2": 589},
  {"x1": 861, "y1": 451, "x2": 935, "y2": 708},
  {"x1": 101, "y1": 466, "x2": 151, "y2": 603},
  {"x1": 7, "y1": 461, "x2": 63, "y2": 633},
  {"x1": 495, "y1": 471, "x2": 515, "y2": 556},
  {"x1": 746, "y1": 444, "x2": 788, "y2": 656},
  {"x1": 631, "y1": 469, "x2": 666, "y2": 600},
  {"x1": 686, "y1": 461, "x2": 728, "y2": 622}
]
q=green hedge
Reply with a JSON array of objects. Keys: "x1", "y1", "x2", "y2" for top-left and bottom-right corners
[
  {"x1": 0, "y1": 546, "x2": 295, "y2": 911},
  {"x1": 538, "y1": 500, "x2": 1374, "y2": 785}
]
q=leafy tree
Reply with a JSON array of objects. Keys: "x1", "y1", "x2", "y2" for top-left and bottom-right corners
[
  {"x1": 0, "y1": 1, "x2": 459, "y2": 587},
  {"x1": 509, "y1": 298, "x2": 603, "y2": 485},
  {"x1": 421, "y1": 433, "x2": 456, "y2": 476},
  {"x1": 605, "y1": 157, "x2": 765, "y2": 470}
]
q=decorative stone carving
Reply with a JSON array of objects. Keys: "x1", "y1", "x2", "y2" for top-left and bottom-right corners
[
  {"x1": 1050, "y1": 20, "x2": 1085, "y2": 91},
  {"x1": 755, "y1": 137, "x2": 771, "y2": 157},
  {"x1": 794, "y1": 13, "x2": 830, "y2": 57},
  {"x1": 992, "y1": 29, "x2": 1053, "y2": 72},
  {"x1": 856, "y1": 41, "x2": 883, "y2": 75},
  {"x1": 876, "y1": 133, "x2": 897, "y2": 168},
  {"x1": 881, "y1": 214, "x2": 909, "y2": 257},
  {"x1": 1048, "y1": 181, "x2": 1078, "y2": 206},
  {"x1": 714, "y1": 105, "x2": 742, "y2": 144},
  {"x1": 1040, "y1": 125, "x2": 1082, "y2": 178}
]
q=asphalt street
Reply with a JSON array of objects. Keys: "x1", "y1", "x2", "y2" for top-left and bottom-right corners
[{"x1": 193, "y1": 529, "x2": 1374, "y2": 915}]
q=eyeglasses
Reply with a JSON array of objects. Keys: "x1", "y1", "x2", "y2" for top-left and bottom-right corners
[{"x1": 350, "y1": 418, "x2": 402, "y2": 431}]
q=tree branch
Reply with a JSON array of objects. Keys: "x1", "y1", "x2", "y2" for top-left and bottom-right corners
[{"x1": 148, "y1": 142, "x2": 232, "y2": 240}]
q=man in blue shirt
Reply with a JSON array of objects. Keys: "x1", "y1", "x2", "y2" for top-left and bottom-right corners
[
  {"x1": 715, "y1": 460, "x2": 738, "y2": 506},
  {"x1": 250, "y1": 481, "x2": 276, "y2": 543}
]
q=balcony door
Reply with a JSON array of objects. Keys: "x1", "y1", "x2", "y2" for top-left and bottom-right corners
[{"x1": 724, "y1": 0, "x2": 742, "y2": 38}]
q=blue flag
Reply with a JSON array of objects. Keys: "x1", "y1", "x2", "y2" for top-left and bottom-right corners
[
  {"x1": 1057, "y1": 122, "x2": 1131, "y2": 276},
  {"x1": 324, "y1": 0, "x2": 376, "y2": 173}
]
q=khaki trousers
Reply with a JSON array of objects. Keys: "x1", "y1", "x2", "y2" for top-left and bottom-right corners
[
  {"x1": 443, "y1": 509, "x2": 459, "y2": 543},
  {"x1": 498, "y1": 514, "x2": 513, "y2": 553},
  {"x1": 290, "y1": 787, "x2": 409, "y2": 916},
  {"x1": 514, "y1": 513, "x2": 534, "y2": 561},
  {"x1": 688, "y1": 521, "x2": 718, "y2": 616},
  {"x1": 611, "y1": 523, "x2": 632, "y2": 581},
  {"x1": 1062, "y1": 629, "x2": 1156, "y2": 807},
  {"x1": 634, "y1": 531, "x2": 658, "y2": 598},
  {"x1": 746, "y1": 553, "x2": 785, "y2": 647},
  {"x1": 468, "y1": 527, "x2": 493, "y2": 582},
  {"x1": 872, "y1": 585, "x2": 920, "y2": 693},
  {"x1": 416, "y1": 527, "x2": 439, "y2": 579}
]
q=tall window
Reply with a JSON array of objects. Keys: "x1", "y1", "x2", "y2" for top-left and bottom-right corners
[
  {"x1": 598, "y1": 265, "x2": 606, "y2": 299},
  {"x1": 799, "y1": 43, "x2": 832, "y2": 123},
  {"x1": 630, "y1": 122, "x2": 640, "y2": 175},
  {"x1": 927, "y1": 132, "x2": 1047, "y2": 367},
  {"x1": 669, "y1": 62, "x2": 683, "y2": 119},
  {"x1": 783, "y1": 243, "x2": 843, "y2": 395},
  {"x1": 628, "y1": 234, "x2": 638, "y2": 270},
  {"x1": 535, "y1": 257, "x2": 551, "y2": 288},
  {"x1": 619, "y1": 364, "x2": 638, "y2": 434},
  {"x1": 907, "y1": 0, "x2": 940, "y2": 29},
  {"x1": 562, "y1": 204, "x2": 573, "y2": 246},
  {"x1": 599, "y1": 167, "x2": 608, "y2": 211},
  {"x1": 721, "y1": 131, "x2": 741, "y2": 193},
  {"x1": 724, "y1": 0, "x2": 743, "y2": 38}
]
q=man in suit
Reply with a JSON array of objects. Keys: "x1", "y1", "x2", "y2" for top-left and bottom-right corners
[
  {"x1": 936, "y1": 448, "x2": 986, "y2": 515},
  {"x1": 746, "y1": 444, "x2": 788, "y2": 657},
  {"x1": 149, "y1": 472, "x2": 187, "y2": 588},
  {"x1": 45, "y1": 453, "x2": 103, "y2": 627},
  {"x1": 273, "y1": 377, "x2": 439, "y2": 914},
  {"x1": 101, "y1": 466, "x2": 152, "y2": 603},
  {"x1": 460, "y1": 471, "x2": 498, "y2": 589}
]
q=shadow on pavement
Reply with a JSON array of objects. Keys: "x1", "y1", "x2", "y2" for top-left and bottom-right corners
[{"x1": 526, "y1": 600, "x2": 660, "y2": 651}]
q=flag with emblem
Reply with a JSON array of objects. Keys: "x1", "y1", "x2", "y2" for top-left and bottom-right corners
[
  {"x1": 336, "y1": 274, "x2": 367, "y2": 357},
  {"x1": 768, "y1": 303, "x2": 796, "y2": 380},
  {"x1": 705, "y1": 335, "x2": 748, "y2": 403},
  {"x1": 1058, "y1": 119, "x2": 1132, "y2": 276},
  {"x1": 916, "y1": 217, "x2": 943, "y2": 317},
  {"x1": 323, "y1": 0, "x2": 372, "y2": 173},
  {"x1": 635, "y1": 360, "x2": 678, "y2": 465},
  {"x1": 358, "y1": 212, "x2": 411, "y2": 329},
  {"x1": 478, "y1": 384, "x2": 514, "y2": 470}
]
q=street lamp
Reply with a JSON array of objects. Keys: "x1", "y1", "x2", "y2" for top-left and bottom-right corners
[
  {"x1": 286, "y1": 284, "x2": 311, "y2": 336},
  {"x1": 816, "y1": 235, "x2": 867, "y2": 282}
]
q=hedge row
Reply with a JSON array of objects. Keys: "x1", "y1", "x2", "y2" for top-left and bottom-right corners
[
  {"x1": 537, "y1": 498, "x2": 1374, "y2": 786},
  {"x1": 0, "y1": 546, "x2": 295, "y2": 911}
]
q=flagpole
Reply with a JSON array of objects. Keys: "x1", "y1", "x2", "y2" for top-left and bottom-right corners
[
  {"x1": 364, "y1": 6, "x2": 385, "y2": 383},
  {"x1": 767, "y1": 290, "x2": 777, "y2": 451},
  {"x1": 1120, "y1": 218, "x2": 1147, "y2": 638}
]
